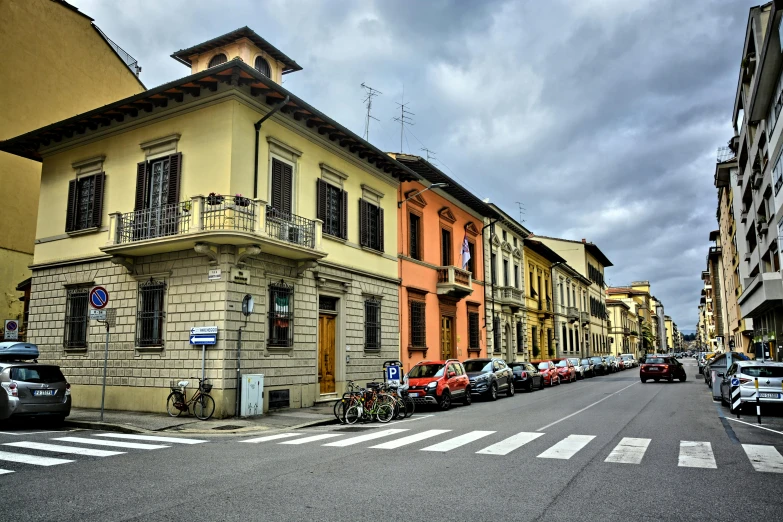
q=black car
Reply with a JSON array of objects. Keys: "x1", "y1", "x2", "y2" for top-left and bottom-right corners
[
  {"x1": 509, "y1": 361, "x2": 544, "y2": 391},
  {"x1": 590, "y1": 356, "x2": 608, "y2": 375},
  {"x1": 463, "y1": 358, "x2": 515, "y2": 400},
  {"x1": 579, "y1": 358, "x2": 596, "y2": 377}
]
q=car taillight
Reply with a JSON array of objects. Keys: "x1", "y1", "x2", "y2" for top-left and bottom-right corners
[
  {"x1": 65, "y1": 382, "x2": 71, "y2": 396},
  {"x1": 521, "y1": 371, "x2": 527, "y2": 379},
  {"x1": 739, "y1": 378, "x2": 753, "y2": 385},
  {"x1": 9, "y1": 382, "x2": 18, "y2": 397}
]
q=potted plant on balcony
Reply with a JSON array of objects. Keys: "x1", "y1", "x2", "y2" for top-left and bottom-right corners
[
  {"x1": 181, "y1": 201, "x2": 192, "y2": 213},
  {"x1": 233, "y1": 193, "x2": 250, "y2": 207},
  {"x1": 207, "y1": 192, "x2": 224, "y2": 206}
]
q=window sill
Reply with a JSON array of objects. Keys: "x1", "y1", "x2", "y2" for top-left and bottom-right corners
[
  {"x1": 360, "y1": 245, "x2": 385, "y2": 256},
  {"x1": 407, "y1": 345, "x2": 427, "y2": 357},
  {"x1": 467, "y1": 346, "x2": 481, "y2": 354},
  {"x1": 135, "y1": 345, "x2": 164, "y2": 354},
  {"x1": 266, "y1": 345, "x2": 294, "y2": 356},
  {"x1": 324, "y1": 233, "x2": 348, "y2": 243},
  {"x1": 64, "y1": 346, "x2": 88, "y2": 354},
  {"x1": 66, "y1": 227, "x2": 100, "y2": 237}
]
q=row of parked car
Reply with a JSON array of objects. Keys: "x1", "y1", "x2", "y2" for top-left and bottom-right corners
[
  {"x1": 696, "y1": 350, "x2": 783, "y2": 413},
  {"x1": 403, "y1": 354, "x2": 638, "y2": 410}
]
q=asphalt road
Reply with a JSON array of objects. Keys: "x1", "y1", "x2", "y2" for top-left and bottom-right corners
[{"x1": 1, "y1": 359, "x2": 782, "y2": 522}]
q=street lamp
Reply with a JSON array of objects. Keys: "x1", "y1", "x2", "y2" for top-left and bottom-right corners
[{"x1": 398, "y1": 182, "x2": 448, "y2": 207}]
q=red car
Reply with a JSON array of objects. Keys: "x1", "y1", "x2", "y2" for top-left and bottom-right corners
[
  {"x1": 640, "y1": 356, "x2": 686, "y2": 383},
  {"x1": 537, "y1": 361, "x2": 560, "y2": 386},
  {"x1": 554, "y1": 359, "x2": 577, "y2": 383},
  {"x1": 405, "y1": 359, "x2": 471, "y2": 410},
  {"x1": 616, "y1": 358, "x2": 626, "y2": 370}
]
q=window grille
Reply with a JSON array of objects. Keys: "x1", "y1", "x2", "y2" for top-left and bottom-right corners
[
  {"x1": 468, "y1": 312, "x2": 480, "y2": 349},
  {"x1": 493, "y1": 317, "x2": 501, "y2": 353},
  {"x1": 255, "y1": 56, "x2": 271, "y2": 77},
  {"x1": 364, "y1": 297, "x2": 381, "y2": 351},
  {"x1": 269, "y1": 281, "x2": 294, "y2": 347},
  {"x1": 409, "y1": 300, "x2": 426, "y2": 348},
  {"x1": 137, "y1": 279, "x2": 166, "y2": 347},
  {"x1": 324, "y1": 183, "x2": 342, "y2": 237},
  {"x1": 64, "y1": 287, "x2": 89, "y2": 348},
  {"x1": 319, "y1": 296, "x2": 338, "y2": 312}
]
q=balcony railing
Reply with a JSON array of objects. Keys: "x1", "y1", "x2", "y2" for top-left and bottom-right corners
[
  {"x1": 502, "y1": 287, "x2": 522, "y2": 301},
  {"x1": 105, "y1": 195, "x2": 324, "y2": 259},
  {"x1": 580, "y1": 311, "x2": 590, "y2": 325},
  {"x1": 116, "y1": 201, "x2": 191, "y2": 244},
  {"x1": 716, "y1": 146, "x2": 735, "y2": 163},
  {"x1": 265, "y1": 208, "x2": 316, "y2": 249},
  {"x1": 567, "y1": 306, "x2": 579, "y2": 322},
  {"x1": 436, "y1": 266, "x2": 473, "y2": 297}
]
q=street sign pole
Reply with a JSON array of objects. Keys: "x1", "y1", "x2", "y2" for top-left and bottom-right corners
[
  {"x1": 100, "y1": 320, "x2": 109, "y2": 422},
  {"x1": 755, "y1": 377, "x2": 761, "y2": 424}
]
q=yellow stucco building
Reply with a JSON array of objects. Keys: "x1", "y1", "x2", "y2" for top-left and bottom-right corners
[
  {"x1": 1, "y1": 28, "x2": 420, "y2": 416},
  {"x1": 0, "y1": 0, "x2": 144, "y2": 339},
  {"x1": 522, "y1": 239, "x2": 564, "y2": 360}
]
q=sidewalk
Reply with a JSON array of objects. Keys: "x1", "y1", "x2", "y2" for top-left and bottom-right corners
[{"x1": 65, "y1": 402, "x2": 338, "y2": 435}]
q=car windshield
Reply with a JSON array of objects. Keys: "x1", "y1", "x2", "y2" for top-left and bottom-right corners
[
  {"x1": 590, "y1": 357, "x2": 602, "y2": 363},
  {"x1": 463, "y1": 360, "x2": 492, "y2": 373},
  {"x1": 741, "y1": 366, "x2": 783, "y2": 378},
  {"x1": 555, "y1": 360, "x2": 568, "y2": 367},
  {"x1": 9, "y1": 365, "x2": 65, "y2": 384},
  {"x1": 581, "y1": 359, "x2": 590, "y2": 365},
  {"x1": 568, "y1": 358, "x2": 580, "y2": 365},
  {"x1": 645, "y1": 358, "x2": 666, "y2": 364},
  {"x1": 408, "y1": 364, "x2": 445, "y2": 378},
  {"x1": 538, "y1": 363, "x2": 550, "y2": 370}
]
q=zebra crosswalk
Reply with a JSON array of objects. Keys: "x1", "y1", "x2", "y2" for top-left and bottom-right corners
[
  {"x1": 0, "y1": 433, "x2": 207, "y2": 476},
  {"x1": 240, "y1": 428, "x2": 783, "y2": 473}
]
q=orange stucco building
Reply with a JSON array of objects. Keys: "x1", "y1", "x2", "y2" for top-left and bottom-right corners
[{"x1": 390, "y1": 154, "x2": 498, "y2": 372}]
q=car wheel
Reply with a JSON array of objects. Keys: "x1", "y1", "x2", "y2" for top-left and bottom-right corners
[
  {"x1": 641, "y1": 378, "x2": 647, "y2": 383},
  {"x1": 462, "y1": 387, "x2": 472, "y2": 406},
  {"x1": 654, "y1": 378, "x2": 660, "y2": 383},
  {"x1": 488, "y1": 382, "x2": 498, "y2": 401},
  {"x1": 679, "y1": 374, "x2": 686, "y2": 382},
  {"x1": 439, "y1": 390, "x2": 452, "y2": 410},
  {"x1": 527, "y1": 381, "x2": 534, "y2": 392},
  {"x1": 506, "y1": 381, "x2": 515, "y2": 397},
  {"x1": 540, "y1": 379, "x2": 545, "y2": 390},
  {"x1": 668, "y1": 374, "x2": 674, "y2": 383}
]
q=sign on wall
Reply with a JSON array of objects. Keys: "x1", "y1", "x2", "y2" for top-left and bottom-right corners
[{"x1": 4, "y1": 320, "x2": 18, "y2": 340}]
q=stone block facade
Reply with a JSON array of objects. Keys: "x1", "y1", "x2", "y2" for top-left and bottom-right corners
[{"x1": 27, "y1": 246, "x2": 399, "y2": 417}]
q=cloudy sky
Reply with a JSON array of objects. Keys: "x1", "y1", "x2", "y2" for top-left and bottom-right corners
[{"x1": 78, "y1": 0, "x2": 756, "y2": 331}]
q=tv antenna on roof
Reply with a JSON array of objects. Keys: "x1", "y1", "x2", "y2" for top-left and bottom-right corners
[
  {"x1": 360, "y1": 83, "x2": 382, "y2": 141},
  {"x1": 515, "y1": 201, "x2": 526, "y2": 223},
  {"x1": 421, "y1": 147, "x2": 436, "y2": 162},
  {"x1": 393, "y1": 85, "x2": 415, "y2": 152}
]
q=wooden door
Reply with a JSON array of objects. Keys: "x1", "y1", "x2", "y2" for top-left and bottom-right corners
[
  {"x1": 441, "y1": 316, "x2": 453, "y2": 359},
  {"x1": 318, "y1": 314, "x2": 336, "y2": 394}
]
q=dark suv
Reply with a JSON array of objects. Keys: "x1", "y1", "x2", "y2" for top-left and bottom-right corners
[
  {"x1": 463, "y1": 358, "x2": 515, "y2": 400},
  {"x1": 406, "y1": 359, "x2": 471, "y2": 410}
]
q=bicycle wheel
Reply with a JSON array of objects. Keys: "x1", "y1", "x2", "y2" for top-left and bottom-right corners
[
  {"x1": 344, "y1": 404, "x2": 361, "y2": 425},
  {"x1": 403, "y1": 395, "x2": 415, "y2": 418},
  {"x1": 166, "y1": 391, "x2": 185, "y2": 417},
  {"x1": 193, "y1": 393, "x2": 215, "y2": 420},
  {"x1": 376, "y1": 403, "x2": 394, "y2": 423},
  {"x1": 393, "y1": 397, "x2": 406, "y2": 420},
  {"x1": 334, "y1": 399, "x2": 347, "y2": 424}
]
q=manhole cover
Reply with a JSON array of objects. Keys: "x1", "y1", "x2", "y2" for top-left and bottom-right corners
[{"x1": 212, "y1": 425, "x2": 244, "y2": 430}]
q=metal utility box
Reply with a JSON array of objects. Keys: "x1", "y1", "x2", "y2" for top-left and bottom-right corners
[{"x1": 241, "y1": 374, "x2": 264, "y2": 417}]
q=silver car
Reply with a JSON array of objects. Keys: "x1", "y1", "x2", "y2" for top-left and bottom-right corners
[
  {"x1": 567, "y1": 358, "x2": 585, "y2": 379},
  {"x1": 720, "y1": 361, "x2": 783, "y2": 414},
  {"x1": 0, "y1": 343, "x2": 71, "y2": 423}
]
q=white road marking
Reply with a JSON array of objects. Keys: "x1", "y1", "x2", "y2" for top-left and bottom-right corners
[
  {"x1": 604, "y1": 437, "x2": 651, "y2": 464},
  {"x1": 240, "y1": 433, "x2": 301, "y2": 444},
  {"x1": 52, "y1": 437, "x2": 169, "y2": 450},
  {"x1": 370, "y1": 429, "x2": 451, "y2": 449},
  {"x1": 421, "y1": 431, "x2": 496, "y2": 452},
  {"x1": 0, "y1": 469, "x2": 12, "y2": 475},
  {"x1": 94, "y1": 434, "x2": 207, "y2": 444},
  {"x1": 0, "y1": 450, "x2": 72, "y2": 466},
  {"x1": 742, "y1": 444, "x2": 783, "y2": 473},
  {"x1": 323, "y1": 429, "x2": 409, "y2": 447},
  {"x1": 538, "y1": 435, "x2": 596, "y2": 460},
  {"x1": 279, "y1": 434, "x2": 341, "y2": 445},
  {"x1": 0, "y1": 430, "x2": 70, "y2": 436},
  {"x1": 725, "y1": 416, "x2": 783, "y2": 435},
  {"x1": 476, "y1": 432, "x2": 544, "y2": 456},
  {"x1": 678, "y1": 441, "x2": 717, "y2": 469},
  {"x1": 4, "y1": 441, "x2": 124, "y2": 457},
  {"x1": 537, "y1": 382, "x2": 638, "y2": 431}
]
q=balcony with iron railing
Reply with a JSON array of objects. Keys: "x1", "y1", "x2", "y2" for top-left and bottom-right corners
[
  {"x1": 567, "y1": 306, "x2": 579, "y2": 323},
  {"x1": 102, "y1": 194, "x2": 325, "y2": 260},
  {"x1": 494, "y1": 286, "x2": 523, "y2": 309},
  {"x1": 580, "y1": 311, "x2": 590, "y2": 325},
  {"x1": 436, "y1": 266, "x2": 473, "y2": 297},
  {"x1": 716, "y1": 146, "x2": 736, "y2": 163}
]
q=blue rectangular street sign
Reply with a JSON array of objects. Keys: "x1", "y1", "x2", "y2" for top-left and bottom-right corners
[{"x1": 190, "y1": 335, "x2": 216, "y2": 345}]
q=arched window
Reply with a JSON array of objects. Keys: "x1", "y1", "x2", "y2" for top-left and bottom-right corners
[
  {"x1": 255, "y1": 56, "x2": 271, "y2": 77},
  {"x1": 209, "y1": 53, "x2": 227, "y2": 68}
]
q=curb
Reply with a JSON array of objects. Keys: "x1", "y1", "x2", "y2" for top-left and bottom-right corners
[
  {"x1": 64, "y1": 420, "x2": 149, "y2": 434},
  {"x1": 65, "y1": 415, "x2": 338, "y2": 435}
]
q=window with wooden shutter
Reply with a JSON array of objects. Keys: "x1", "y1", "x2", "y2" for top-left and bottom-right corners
[
  {"x1": 318, "y1": 179, "x2": 344, "y2": 238},
  {"x1": 360, "y1": 200, "x2": 383, "y2": 252},
  {"x1": 468, "y1": 311, "x2": 480, "y2": 349},
  {"x1": 409, "y1": 212, "x2": 421, "y2": 260},
  {"x1": 65, "y1": 173, "x2": 106, "y2": 232},
  {"x1": 441, "y1": 228, "x2": 452, "y2": 266},
  {"x1": 271, "y1": 158, "x2": 293, "y2": 217},
  {"x1": 135, "y1": 161, "x2": 148, "y2": 212}
]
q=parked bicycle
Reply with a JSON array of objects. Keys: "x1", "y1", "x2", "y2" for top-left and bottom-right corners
[
  {"x1": 166, "y1": 377, "x2": 215, "y2": 420},
  {"x1": 333, "y1": 380, "x2": 414, "y2": 424}
]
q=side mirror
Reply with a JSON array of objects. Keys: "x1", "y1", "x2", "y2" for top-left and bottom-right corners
[
  {"x1": 448, "y1": 371, "x2": 456, "y2": 378},
  {"x1": 718, "y1": 372, "x2": 724, "y2": 378}
]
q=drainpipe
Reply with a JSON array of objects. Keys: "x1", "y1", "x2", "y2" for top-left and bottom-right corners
[
  {"x1": 549, "y1": 262, "x2": 563, "y2": 358},
  {"x1": 253, "y1": 95, "x2": 290, "y2": 198},
  {"x1": 482, "y1": 219, "x2": 499, "y2": 356}
]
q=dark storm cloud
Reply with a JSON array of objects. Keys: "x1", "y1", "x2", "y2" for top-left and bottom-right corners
[{"x1": 77, "y1": 0, "x2": 755, "y2": 329}]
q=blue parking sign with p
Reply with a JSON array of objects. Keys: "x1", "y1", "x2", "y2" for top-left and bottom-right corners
[{"x1": 386, "y1": 365, "x2": 401, "y2": 384}]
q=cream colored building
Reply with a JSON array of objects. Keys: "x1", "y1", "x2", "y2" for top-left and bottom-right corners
[
  {"x1": 553, "y1": 263, "x2": 591, "y2": 359},
  {"x1": 0, "y1": 28, "x2": 418, "y2": 416},
  {"x1": 537, "y1": 237, "x2": 613, "y2": 356},
  {"x1": 607, "y1": 299, "x2": 631, "y2": 356},
  {"x1": 0, "y1": 0, "x2": 144, "y2": 339}
]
